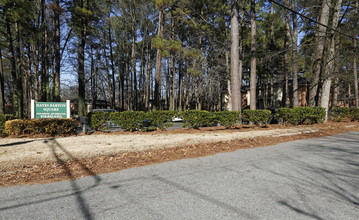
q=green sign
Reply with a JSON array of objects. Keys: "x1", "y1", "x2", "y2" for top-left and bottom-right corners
[{"x1": 35, "y1": 102, "x2": 67, "y2": 119}]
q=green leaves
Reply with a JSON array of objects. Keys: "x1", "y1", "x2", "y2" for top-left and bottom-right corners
[
  {"x1": 4, "y1": 119, "x2": 77, "y2": 136},
  {"x1": 0, "y1": 114, "x2": 16, "y2": 135},
  {"x1": 180, "y1": 110, "x2": 216, "y2": 129},
  {"x1": 330, "y1": 107, "x2": 359, "y2": 122},
  {"x1": 153, "y1": 0, "x2": 174, "y2": 9},
  {"x1": 242, "y1": 110, "x2": 272, "y2": 126},
  {"x1": 151, "y1": 36, "x2": 182, "y2": 57},
  {"x1": 88, "y1": 110, "x2": 177, "y2": 131},
  {"x1": 275, "y1": 107, "x2": 326, "y2": 125}
]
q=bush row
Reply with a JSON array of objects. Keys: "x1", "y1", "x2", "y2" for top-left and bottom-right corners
[
  {"x1": 275, "y1": 107, "x2": 326, "y2": 125},
  {"x1": 87, "y1": 111, "x2": 176, "y2": 131},
  {"x1": 87, "y1": 109, "x2": 273, "y2": 131},
  {"x1": 0, "y1": 114, "x2": 16, "y2": 135},
  {"x1": 330, "y1": 107, "x2": 359, "y2": 122},
  {"x1": 4, "y1": 119, "x2": 77, "y2": 136}
]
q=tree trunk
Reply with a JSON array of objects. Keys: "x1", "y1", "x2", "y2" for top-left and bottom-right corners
[
  {"x1": 250, "y1": 0, "x2": 257, "y2": 110},
  {"x1": 119, "y1": 55, "x2": 125, "y2": 110},
  {"x1": 238, "y1": 10, "x2": 244, "y2": 110},
  {"x1": 78, "y1": 0, "x2": 86, "y2": 116},
  {"x1": 0, "y1": 48, "x2": 5, "y2": 114},
  {"x1": 53, "y1": 0, "x2": 61, "y2": 102},
  {"x1": 291, "y1": 1, "x2": 299, "y2": 107},
  {"x1": 320, "y1": 0, "x2": 342, "y2": 121},
  {"x1": 109, "y1": 22, "x2": 116, "y2": 109},
  {"x1": 145, "y1": 45, "x2": 152, "y2": 111},
  {"x1": 90, "y1": 42, "x2": 97, "y2": 109},
  {"x1": 154, "y1": 9, "x2": 164, "y2": 110},
  {"x1": 230, "y1": 0, "x2": 241, "y2": 111},
  {"x1": 332, "y1": 77, "x2": 339, "y2": 107},
  {"x1": 41, "y1": 0, "x2": 49, "y2": 102},
  {"x1": 24, "y1": 47, "x2": 32, "y2": 118},
  {"x1": 309, "y1": 0, "x2": 331, "y2": 106},
  {"x1": 15, "y1": 22, "x2": 24, "y2": 118},
  {"x1": 131, "y1": 33, "x2": 137, "y2": 110},
  {"x1": 354, "y1": 33, "x2": 358, "y2": 108},
  {"x1": 178, "y1": 60, "x2": 183, "y2": 111},
  {"x1": 169, "y1": 13, "x2": 175, "y2": 111},
  {"x1": 353, "y1": 0, "x2": 358, "y2": 107},
  {"x1": 226, "y1": 52, "x2": 232, "y2": 110},
  {"x1": 31, "y1": 42, "x2": 40, "y2": 101},
  {"x1": 6, "y1": 19, "x2": 18, "y2": 115},
  {"x1": 103, "y1": 42, "x2": 114, "y2": 109},
  {"x1": 283, "y1": 9, "x2": 291, "y2": 107}
]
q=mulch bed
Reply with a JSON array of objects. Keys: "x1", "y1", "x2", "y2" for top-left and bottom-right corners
[{"x1": 1, "y1": 121, "x2": 359, "y2": 187}]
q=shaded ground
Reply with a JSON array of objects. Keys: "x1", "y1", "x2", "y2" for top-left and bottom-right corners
[{"x1": 1, "y1": 121, "x2": 359, "y2": 187}]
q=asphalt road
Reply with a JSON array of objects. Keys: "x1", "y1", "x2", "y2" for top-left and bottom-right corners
[{"x1": 1, "y1": 132, "x2": 359, "y2": 220}]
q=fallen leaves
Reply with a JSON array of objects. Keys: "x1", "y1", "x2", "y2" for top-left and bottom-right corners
[{"x1": 0, "y1": 121, "x2": 359, "y2": 187}]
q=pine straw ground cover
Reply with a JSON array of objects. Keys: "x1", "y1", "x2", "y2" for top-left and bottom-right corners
[{"x1": 1, "y1": 121, "x2": 359, "y2": 187}]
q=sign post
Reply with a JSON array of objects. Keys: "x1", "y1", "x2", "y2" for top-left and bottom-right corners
[{"x1": 31, "y1": 100, "x2": 71, "y2": 119}]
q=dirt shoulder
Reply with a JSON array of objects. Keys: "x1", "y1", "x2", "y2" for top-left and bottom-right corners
[{"x1": 1, "y1": 121, "x2": 359, "y2": 187}]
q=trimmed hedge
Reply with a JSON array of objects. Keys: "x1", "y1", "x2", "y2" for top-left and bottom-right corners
[
  {"x1": 88, "y1": 110, "x2": 177, "y2": 131},
  {"x1": 0, "y1": 114, "x2": 16, "y2": 135},
  {"x1": 87, "y1": 107, "x2": 336, "y2": 132},
  {"x1": 242, "y1": 109, "x2": 272, "y2": 126},
  {"x1": 330, "y1": 107, "x2": 359, "y2": 122},
  {"x1": 116, "y1": 111, "x2": 146, "y2": 131},
  {"x1": 349, "y1": 108, "x2": 359, "y2": 121},
  {"x1": 87, "y1": 111, "x2": 114, "y2": 130},
  {"x1": 275, "y1": 107, "x2": 326, "y2": 125},
  {"x1": 179, "y1": 110, "x2": 216, "y2": 128},
  {"x1": 145, "y1": 110, "x2": 176, "y2": 130},
  {"x1": 214, "y1": 111, "x2": 241, "y2": 128},
  {"x1": 4, "y1": 119, "x2": 77, "y2": 136},
  {"x1": 330, "y1": 107, "x2": 349, "y2": 122}
]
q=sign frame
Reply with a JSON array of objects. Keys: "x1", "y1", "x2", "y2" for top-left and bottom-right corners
[{"x1": 31, "y1": 100, "x2": 71, "y2": 119}]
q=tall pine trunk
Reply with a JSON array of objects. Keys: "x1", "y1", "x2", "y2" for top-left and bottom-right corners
[
  {"x1": 154, "y1": 9, "x2": 164, "y2": 110},
  {"x1": 309, "y1": 0, "x2": 331, "y2": 106},
  {"x1": 320, "y1": 0, "x2": 342, "y2": 121},
  {"x1": 291, "y1": 1, "x2": 299, "y2": 107},
  {"x1": 354, "y1": 33, "x2": 358, "y2": 107},
  {"x1": 78, "y1": 0, "x2": 86, "y2": 116},
  {"x1": 0, "y1": 48, "x2": 5, "y2": 114},
  {"x1": 230, "y1": 0, "x2": 241, "y2": 111},
  {"x1": 250, "y1": 0, "x2": 257, "y2": 110},
  {"x1": 15, "y1": 22, "x2": 24, "y2": 118},
  {"x1": 40, "y1": 0, "x2": 49, "y2": 102},
  {"x1": 283, "y1": 8, "x2": 291, "y2": 107},
  {"x1": 169, "y1": 12, "x2": 175, "y2": 111},
  {"x1": 53, "y1": 0, "x2": 61, "y2": 102},
  {"x1": 353, "y1": 1, "x2": 358, "y2": 107}
]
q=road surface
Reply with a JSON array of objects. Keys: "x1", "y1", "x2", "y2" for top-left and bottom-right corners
[{"x1": 1, "y1": 132, "x2": 358, "y2": 219}]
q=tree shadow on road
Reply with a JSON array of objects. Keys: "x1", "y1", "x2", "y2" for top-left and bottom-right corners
[
  {"x1": 0, "y1": 140, "x2": 34, "y2": 147},
  {"x1": 152, "y1": 175, "x2": 258, "y2": 219},
  {"x1": 0, "y1": 138, "x2": 101, "y2": 220},
  {"x1": 44, "y1": 138, "x2": 101, "y2": 220},
  {"x1": 251, "y1": 132, "x2": 359, "y2": 219}
]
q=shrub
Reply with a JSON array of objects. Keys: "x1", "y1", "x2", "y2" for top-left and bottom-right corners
[
  {"x1": 179, "y1": 110, "x2": 216, "y2": 128},
  {"x1": 115, "y1": 111, "x2": 146, "y2": 131},
  {"x1": 275, "y1": 107, "x2": 326, "y2": 125},
  {"x1": 275, "y1": 108, "x2": 292, "y2": 125},
  {"x1": 330, "y1": 107, "x2": 349, "y2": 122},
  {"x1": 214, "y1": 111, "x2": 241, "y2": 128},
  {"x1": 0, "y1": 114, "x2": 16, "y2": 135},
  {"x1": 145, "y1": 111, "x2": 176, "y2": 130},
  {"x1": 4, "y1": 119, "x2": 77, "y2": 136},
  {"x1": 242, "y1": 109, "x2": 271, "y2": 126},
  {"x1": 349, "y1": 108, "x2": 359, "y2": 121},
  {"x1": 87, "y1": 111, "x2": 113, "y2": 130}
]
